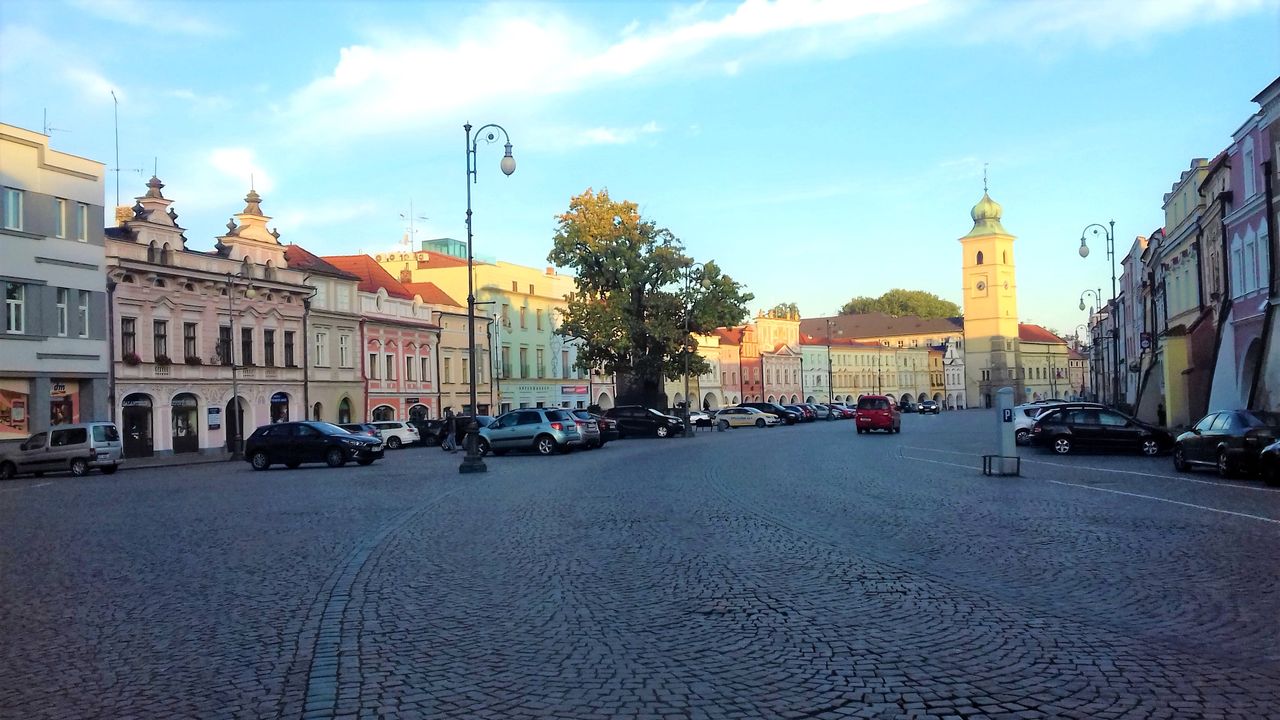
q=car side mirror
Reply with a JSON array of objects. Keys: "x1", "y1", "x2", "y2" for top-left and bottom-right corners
[{"x1": 1191, "y1": 428, "x2": 1201, "y2": 435}]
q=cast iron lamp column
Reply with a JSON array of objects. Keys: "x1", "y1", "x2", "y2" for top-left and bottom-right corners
[
  {"x1": 461, "y1": 123, "x2": 516, "y2": 474},
  {"x1": 1078, "y1": 221, "x2": 1120, "y2": 408},
  {"x1": 825, "y1": 318, "x2": 836, "y2": 403},
  {"x1": 682, "y1": 262, "x2": 707, "y2": 438},
  {"x1": 225, "y1": 271, "x2": 256, "y2": 460}
]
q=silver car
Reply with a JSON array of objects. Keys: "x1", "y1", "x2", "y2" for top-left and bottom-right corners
[
  {"x1": 477, "y1": 408, "x2": 583, "y2": 456},
  {"x1": 0, "y1": 422, "x2": 124, "y2": 480}
]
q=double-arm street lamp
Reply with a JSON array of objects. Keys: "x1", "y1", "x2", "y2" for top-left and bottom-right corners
[
  {"x1": 460, "y1": 122, "x2": 516, "y2": 475},
  {"x1": 1078, "y1": 220, "x2": 1121, "y2": 408},
  {"x1": 682, "y1": 262, "x2": 707, "y2": 438},
  {"x1": 225, "y1": 271, "x2": 256, "y2": 460}
]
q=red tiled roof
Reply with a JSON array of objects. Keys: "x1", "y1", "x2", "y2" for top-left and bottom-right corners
[
  {"x1": 402, "y1": 281, "x2": 462, "y2": 307},
  {"x1": 714, "y1": 327, "x2": 743, "y2": 345},
  {"x1": 800, "y1": 313, "x2": 963, "y2": 340},
  {"x1": 321, "y1": 254, "x2": 414, "y2": 299},
  {"x1": 416, "y1": 251, "x2": 469, "y2": 269},
  {"x1": 284, "y1": 244, "x2": 362, "y2": 280},
  {"x1": 1018, "y1": 323, "x2": 1066, "y2": 344}
]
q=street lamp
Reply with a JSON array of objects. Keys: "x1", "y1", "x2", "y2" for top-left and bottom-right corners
[
  {"x1": 825, "y1": 318, "x2": 837, "y2": 403},
  {"x1": 1073, "y1": 323, "x2": 1091, "y2": 401},
  {"x1": 682, "y1": 261, "x2": 708, "y2": 438},
  {"x1": 460, "y1": 122, "x2": 516, "y2": 474},
  {"x1": 225, "y1": 271, "x2": 256, "y2": 460},
  {"x1": 1078, "y1": 220, "x2": 1120, "y2": 409},
  {"x1": 1078, "y1": 288, "x2": 1102, "y2": 314}
]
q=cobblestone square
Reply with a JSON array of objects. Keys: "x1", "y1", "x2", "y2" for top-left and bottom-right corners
[{"x1": 2, "y1": 411, "x2": 1278, "y2": 719}]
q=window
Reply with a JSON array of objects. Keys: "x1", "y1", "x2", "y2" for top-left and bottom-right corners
[
  {"x1": 536, "y1": 309, "x2": 544, "y2": 330},
  {"x1": 562, "y1": 350, "x2": 571, "y2": 379},
  {"x1": 121, "y1": 317, "x2": 136, "y2": 355},
  {"x1": 444, "y1": 357, "x2": 452, "y2": 383},
  {"x1": 153, "y1": 320, "x2": 168, "y2": 358},
  {"x1": 1243, "y1": 137, "x2": 1256, "y2": 198},
  {"x1": 501, "y1": 346, "x2": 511, "y2": 378},
  {"x1": 76, "y1": 204, "x2": 88, "y2": 242},
  {"x1": 421, "y1": 357, "x2": 430, "y2": 383},
  {"x1": 219, "y1": 326, "x2": 232, "y2": 364},
  {"x1": 511, "y1": 281, "x2": 518, "y2": 292},
  {"x1": 283, "y1": 331, "x2": 295, "y2": 367},
  {"x1": 368, "y1": 352, "x2": 378, "y2": 379},
  {"x1": 315, "y1": 331, "x2": 329, "y2": 366},
  {"x1": 520, "y1": 307, "x2": 527, "y2": 328},
  {"x1": 78, "y1": 291, "x2": 89, "y2": 337},
  {"x1": 56, "y1": 288, "x2": 68, "y2": 336},
  {"x1": 264, "y1": 329, "x2": 276, "y2": 366},
  {"x1": 3, "y1": 188, "x2": 22, "y2": 230},
  {"x1": 976, "y1": 251, "x2": 984, "y2": 265},
  {"x1": 519, "y1": 347, "x2": 529, "y2": 377},
  {"x1": 385, "y1": 354, "x2": 394, "y2": 381},
  {"x1": 184, "y1": 322, "x2": 197, "y2": 360},
  {"x1": 54, "y1": 199, "x2": 66, "y2": 238},
  {"x1": 536, "y1": 348, "x2": 545, "y2": 378},
  {"x1": 4, "y1": 282, "x2": 24, "y2": 334},
  {"x1": 528, "y1": 283, "x2": 534, "y2": 295},
  {"x1": 339, "y1": 334, "x2": 351, "y2": 367},
  {"x1": 405, "y1": 355, "x2": 414, "y2": 381},
  {"x1": 241, "y1": 327, "x2": 254, "y2": 365},
  {"x1": 462, "y1": 357, "x2": 470, "y2": 383}
]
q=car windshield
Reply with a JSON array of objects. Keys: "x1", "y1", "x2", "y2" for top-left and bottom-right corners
[{"x1": 312, "y1": 422, "x2": 350, "y2": 435}]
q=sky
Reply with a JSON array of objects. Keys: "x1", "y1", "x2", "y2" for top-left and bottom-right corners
[{"x1": 2, "y1": 0, "x2": 1278, "y2": 336}]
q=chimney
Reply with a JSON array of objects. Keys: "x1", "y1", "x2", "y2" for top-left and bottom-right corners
[{"x1": 545, "y1": 266, "x2": 554, "y2": 276}]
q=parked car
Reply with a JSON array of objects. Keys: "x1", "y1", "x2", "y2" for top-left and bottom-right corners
[
  {"x1": 741, "y1": 402, "x2": 800, "y2": 425},
  {"x1": 1259, "y1": 439, "x2": 1280, "y2": 486},
  {"x1": 826, "y1": 403, "x2": 856, "y2": 419},
  {"x1": 369, "y1": 420, "x2": 420, "y2": 449},
  {"x1": 339, "y1": 423, "x2": 382, "y2": 441},
  {"x1": 246, "y1": 421, "x2": 383, "y2": 470},
  {"x1": 568, "y1": 412, "x2": 602, "y2": 448},
  {"x1": 1173, "y1": 410, "x2": 1280, "y2": 477},
  {"x1": 1030, "y1": 407, "x2": 1172, "y2": 456},
  {"x1": 407, "y1": 418, "x2": 447, "y2": 446},
  {"x1": 571, "y1": 409, "x2": 617, "y2": 446},
  {"x1": 603, "y1": 405, "x2": 686, "y2": 438},
  {"x1": 687, "y1": 410, "x2": 714, "y2": 428},
  {"x1": 715, "y1": 406, "x2": 781, "y2": 429},
  {"x1": 1014, "y1": 402, "x2": 1102, "y2": 444},
  {"x1": 856, "y1": 395, "x2": 901, "y2": 434},
  {"x1": 784, "y1": 404, "x2": 815, "y2": 422},
  {"x1": 898, "y1": 399, "x2": 918, "y2": 413},
  {"x1": 428, "y1": 415, "x2": 496, "y2": 447},
  {"x1": 478, "y1": 408, "x2": 583, "y2": 455},
  {"x1": 918, "y1": 400, "x2": 940, "y2": 415},
  {"x1": 804, "y1": 403, "x2": 836, "y2": 420},
  {"x1": 0, "y1": 422, "x2": 124, "y2": 480}
]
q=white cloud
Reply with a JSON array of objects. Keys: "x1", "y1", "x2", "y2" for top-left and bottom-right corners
[
  {"x1": 63, "y1": 67, "x2": 120, "y2": 103},
  {"x1": 166, "y1": 89, "x2": 230, "y2": 111},
  {"x1": 209, "y1": 148, "x2": 275, "y2": 193},
  {"x1": 957, "y1": 0, "x2": 1273, "y2": 47},
  {"x1": 67, "y1": 0, "x2": 221, "y2": 36},
  {"x1": 579, "y1": 121, "x2": 663, "y2": 146}
]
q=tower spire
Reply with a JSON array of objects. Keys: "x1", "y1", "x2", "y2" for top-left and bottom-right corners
[{"x1": 983, "y1": 163, "x2": 988, "y2": 193}]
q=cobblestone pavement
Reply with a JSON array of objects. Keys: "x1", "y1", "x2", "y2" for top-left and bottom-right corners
[{"x1": 2, "y1": 411, "x2": 1278, "y2": 719}]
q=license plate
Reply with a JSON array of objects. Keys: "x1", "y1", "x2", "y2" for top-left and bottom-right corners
[{"x1": 96, "y1": 452, "x2": 109, "y2": 459}]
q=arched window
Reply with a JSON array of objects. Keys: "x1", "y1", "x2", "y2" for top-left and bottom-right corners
[
  {"x1": 976, "y1": 251, "x2": 984, "y2": 265},
  {"x1": 1002, "y1": 251, "x2": 1007, "y2": 265}
]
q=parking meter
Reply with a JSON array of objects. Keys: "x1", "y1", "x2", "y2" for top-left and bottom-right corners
[{"x1": 983, "y1": 386, "x2": 1020, "y2": 476}]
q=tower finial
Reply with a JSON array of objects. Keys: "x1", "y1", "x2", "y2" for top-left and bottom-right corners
[{"x1": 983, "y1": 163, "x2": 989, "y2": 193}]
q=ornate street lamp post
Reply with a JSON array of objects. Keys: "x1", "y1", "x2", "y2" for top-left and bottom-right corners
[
  {"x1": 224, "y1": 271, "x2": 256, "y2": 460},
  {"x1": 1078, "y1": 220, "x2": 1121, "y2": 408},
  {"x1": 825, "y1": 318, "x2": 836, "y2": 404},
  {"x1": 682, "y1": 262, "x2": 707, "y2": 438},
  {"x1": 1078, "y1": 288, "x2": 1102, "y2": 315},
  {"x1": 460, "y1": 123, "x2": 516, "y2": 474}
]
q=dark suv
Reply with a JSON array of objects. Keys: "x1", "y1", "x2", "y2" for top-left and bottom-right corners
[
  {"x1": 602, "y1": 406, "x2": 685, "y2": 438},
  {"x1": 245, "y1": 421, "x2": 383, "y2": 470},
  {"x1": 741, "y1": 402, "x2": 800, "y2": 425}
]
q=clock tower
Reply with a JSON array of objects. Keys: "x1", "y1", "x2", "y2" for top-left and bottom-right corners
[{"x1": 960, "y1": 189, "x2": 1021, "y2": 407}]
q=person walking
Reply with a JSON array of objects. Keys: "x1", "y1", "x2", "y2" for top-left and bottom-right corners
[{"x1": 441, "y1": 409, "x2": 458, "y2": 453}]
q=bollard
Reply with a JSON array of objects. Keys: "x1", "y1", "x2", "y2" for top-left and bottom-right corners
[{"x1": 983, "y1": 386, "x2": 1021, "y2": 476}]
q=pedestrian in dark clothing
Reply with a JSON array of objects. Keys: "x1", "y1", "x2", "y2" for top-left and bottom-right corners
[{"x1": 441, "y1": 410, "x2": 458, "y2": 452}]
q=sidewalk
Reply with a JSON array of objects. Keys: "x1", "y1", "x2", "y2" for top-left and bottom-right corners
[{"x1": 122, "y1": 451, "x2": 235, "y2": 471}]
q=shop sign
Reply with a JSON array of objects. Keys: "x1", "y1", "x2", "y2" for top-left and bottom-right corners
[
  {"x1": 405, "y1": 397, "x2": 420, "y2": 404},
  {"x1": 560, "y1": 385, "x2": 589, "y2": 395},
  {"x1": 207, "y1": 407, "x2": 221, "y2": 429},
  {"x1": 122, "y1": 396, "x2": 152, "y2": 407},
  {"x1": 270, "y1": 392, "x2": 289, "y2": 404},
  {"x1": 172, "y1": 395, "x2": 198, "y2": 407}
]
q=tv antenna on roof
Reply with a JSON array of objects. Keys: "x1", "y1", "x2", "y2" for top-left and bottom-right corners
[
  {"x1": 399, "y1": 199, "x2": 428, "y2": 250},
  {"x1": 42, "y1": 109, "x2": 68, "y2": 137},
  {"x1": 108, "y1": 91, "x2": 143, "y2": 208}
]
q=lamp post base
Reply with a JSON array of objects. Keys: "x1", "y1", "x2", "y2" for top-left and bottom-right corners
[
  {"x1": 458, "y1": 419, "x2": 487, "y2": 474},
  {"x1": 459, "y1": 455, "x2": 488, "y2": 474}
]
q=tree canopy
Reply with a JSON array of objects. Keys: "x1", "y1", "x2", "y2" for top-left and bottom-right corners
[
  {"x1": 840, "y1": 289, "x2": 961, "y2": 318},
  {"x1": 548, "y1": 189, "x2": 753, "y2": 405}
]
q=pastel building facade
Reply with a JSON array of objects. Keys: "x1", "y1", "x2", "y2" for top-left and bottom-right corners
[{"x1": 0, "y1": 124, "x2": 110, "y2": 446}]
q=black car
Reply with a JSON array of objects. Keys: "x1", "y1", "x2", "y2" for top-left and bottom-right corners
[
  {"x1": 407, "y1": 418, "x2": 447, "y2": 446},
  {"x1": 898, "y1": 400, "x2": 918, "y2": 413},
  {"x1": 1174, "y1": 410, "x2": 1280, "y2": 477},
  {"x1": 602, "y1": 405, "x2": 685, "y2": 438},
  {"x1": 740, "y1": 402, "x2": 800, "y2": 425},
  {"x1": 245, "y1": 421, "x2": 383, "y2": 470},
  {"x1": 1259, "y1": 439, "x2": 1280, "y2": 485},
  {"x1": 436, "y1": 415, "x2": 495, "y2": 446},
  {"x1": 919, "y1": 400, "x2": 940, "y2": 415},
  {"x1": 1030, "y1": 407, "x2": 1172, "y2": 456},
  {"x1": 571, "y1": 410, "x2": 619, "y2": 444}
]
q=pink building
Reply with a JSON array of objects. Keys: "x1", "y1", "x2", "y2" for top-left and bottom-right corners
[{"x1": 107, "y1": 178, "x2": 308, "y2": 457}]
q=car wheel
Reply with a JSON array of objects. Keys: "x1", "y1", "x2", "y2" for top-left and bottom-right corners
[
  {"x1": 1053, "y1": 437, "x2": 1072, "y2": 455},
  {"x1": 1015, "y1": 429, "x2": 1030, "y2": 445},
  {"x1": 326, "y1": 448, "x2": 346, "y2": 468},
  {"x1": 1140, "y1": 439, "x2": 1161, "y2": 457},
  {"x1": 535, "y1": 435, "x2": 556, "y2": 456},
  {"x1": 477, "y1": 439, "x2": 492, "y2": 456},
  {"x1": 69, "y1": 458, "x2": 89, "y2": 477},
  {"x1": 251, "y1": 452, "x2": 271, "y2": 470},
  {"x1": 1217, "y1": 450, "x2": 1234, "y2": 478},
  {"x1": 1172, "y1": 447, "x2": 1189, "y2": 472},
  {"x1": 755, "y1": 418, "x2": 765, "y2": 428},
  {"x1": 357, "y1": 457, "x2": 376, "y2": 466},
  {"x1": 718, "y1": 419, "x2": 730, "y2": 431},
  {"x1": 656, "y1": 425, "x2": 670, "y2": 438},
  {"x1": 893, "y1": 425, "x2": 901, "y2": 434},
  {"x1": 285, "y1": 461, "x2": 301, "y2": 469},
  {"x1": 386, "y1": 436, "x2": 402, "y2": 450},
  {"x1": 0, "y1": 461, "x2": 16, "y2": 480}
]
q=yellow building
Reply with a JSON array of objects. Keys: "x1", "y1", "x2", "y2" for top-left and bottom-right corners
[{"x1": 959, "y1": 190, "x2": 1022, "y2": 407}]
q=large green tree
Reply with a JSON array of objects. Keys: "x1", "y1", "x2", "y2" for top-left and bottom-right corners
[
  {"x1": 841, "y1": 289, "x2": 961, "y2": 318},
  {"x1": 548, "y1": 189, "x2": 753, "y2": 407}
]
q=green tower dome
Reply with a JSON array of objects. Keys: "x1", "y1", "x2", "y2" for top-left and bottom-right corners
[{"x1": 963, "y1": 192, "x2": 1009, "y2": 238}]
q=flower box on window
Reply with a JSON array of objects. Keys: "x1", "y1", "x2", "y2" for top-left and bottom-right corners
[
  {"x1": 155, "y1": 354, "x2": 173, "y2": 366},
  {"x1": 122, "y1": 352, "x2": 141, "y2": 366},
  {"x1": 184, "y1": 356, "x2": 204, "y2": 365}
]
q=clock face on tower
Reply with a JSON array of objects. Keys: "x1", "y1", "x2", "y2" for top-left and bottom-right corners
[{"x1": 975, "y1": 280, "x2": 987, "y2": 291}]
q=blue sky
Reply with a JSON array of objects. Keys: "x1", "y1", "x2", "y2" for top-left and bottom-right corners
[{"x1": 2, "y1": 0, "x2": 1277, "y2": 335}]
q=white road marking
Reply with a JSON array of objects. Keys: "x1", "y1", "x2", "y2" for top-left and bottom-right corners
[
  {"x1": 1047, "y1": 480, "x2": 1280, "y2": 526},
  {"x1": 0, "y1": 481, "x2": 52, "y2": 494},
  {"x1": 900, "y1": 454, "x2": 983, "y2": 471}
]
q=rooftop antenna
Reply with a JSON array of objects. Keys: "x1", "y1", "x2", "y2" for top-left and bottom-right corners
[
  {"x1": 42, "y1": 109, "x2": 68, "y2": 137},
  {"x1": 399, "y1": 198, "x2": 428, "y2": 250},
  {"x1": 108, "y1": 92, "x2": 142, "y2": 208}
]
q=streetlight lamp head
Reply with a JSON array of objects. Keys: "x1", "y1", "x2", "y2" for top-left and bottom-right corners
[
  {"x1": 1079, "y1": 300, "x2": 1086, "y2": 311},
  {"x1": 244, "y1": 286, "x2": 257, "y2": 300},
  {"x1": 1078, "y1": 238, "x2": 1090, "y2": 258},
  {"x1": 500, "y1": 143, "x2": 516, "y2": 176}
]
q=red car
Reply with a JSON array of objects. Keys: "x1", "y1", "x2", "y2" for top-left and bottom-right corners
[{"x1": 855, "y1": 395, "x2": 901, "y2": 434}]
